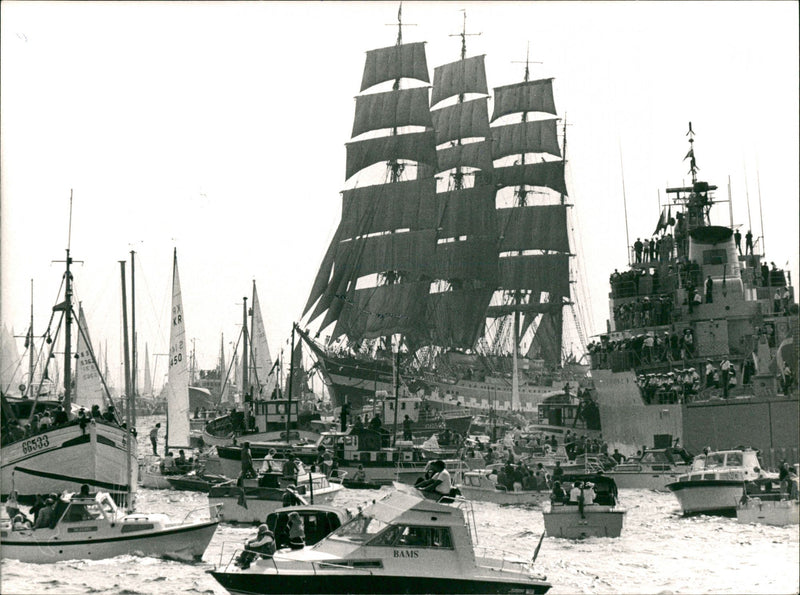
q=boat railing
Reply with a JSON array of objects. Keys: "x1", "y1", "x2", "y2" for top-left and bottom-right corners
[{"x1": 183, "y1": 503, "x2": 221, "y2": 524}]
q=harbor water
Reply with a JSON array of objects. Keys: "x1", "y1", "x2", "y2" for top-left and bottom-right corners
[{"x1": 1, "y1": 417, "x2": 798, "y2": 594}]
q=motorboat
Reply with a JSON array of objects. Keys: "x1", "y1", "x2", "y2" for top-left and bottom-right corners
[
  {"x1": 139, "y1": 454, "x2": 175, "y2": 489},
  {"x1": 166, "y1": 470, "x2": 229, "y2": 493},
  {"x1": 606, "y1": 447, "x2": 693, "y2": 490},
  {"x1": 265, "y1": 504, "x2": 352, "y2": 549},
  {"x1": 666, "y1": 448, "x2": 778, "y2": 515},
  {"x1": 208, "y1": 471, "x2": 344, "y2": 524},
  {"x1": 542, "y1": 475, "x2": 625, "y2": 538},
  {"x1": 0, "y1": 490, "x2": 218, "y2": 563},
  {"x1": 209, "y1": 490, "x2": 551, "y2": 594},
  {"x1": 737, "y1": 496, "x2": 799, "y2": 526},
  {"x1": 457, "y1": 469, "x2": 547, "y2": 506}
]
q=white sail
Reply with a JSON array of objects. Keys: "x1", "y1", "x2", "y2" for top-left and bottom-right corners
[
  {"x1": 142, "y1": 343, "x2": 153, "y2": 397},
  {"x1": 250, "y1": 282, "x2": 276, "y2": 398},
  {"x1": 74, "y1": 304, "x2": 107, "y2": 412},
  {"x1": 166, "y1": 250, "x2": 191, "y2": 449}
]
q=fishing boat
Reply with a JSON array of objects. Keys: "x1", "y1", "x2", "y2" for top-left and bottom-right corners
[
  {"x1": 606, "y1": 446, "x2": 693, "y2": 490},
  {"x1": 582, "y1": 124, "x2": 798, "y2": 465},
  {"x1": 0, "y1": 490, "x2": 218, "y2": 563},
  {"x1": 202, "y1": 289, "x2": 323, "y2": 450},
  {"x1": 208, "y1": 471, "x2": 344, "y2": 524},
  {"x1": 210, "y1": 489, "x2": 551, "y2": 594},
  {"x1": 666, "y1": 447, "x2": 779, "y2": 515},
  {"x1": 542, "y1": 475, "x2": 625, "y2": 538},
  {"x1": 1, "y1": 243, "x2": 137, "y2": 505}
]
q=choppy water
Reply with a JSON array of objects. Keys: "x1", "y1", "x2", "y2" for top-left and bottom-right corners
[{"x1": 2, "y1": 417, "x2": 798, "y2": 594}]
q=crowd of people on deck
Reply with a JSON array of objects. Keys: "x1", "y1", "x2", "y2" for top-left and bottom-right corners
[
  {"x1": 612, "y1": 295, "x2": 675, "y2": 329},
  {"x1": 587, "y1": 328, "x2": 697, "y2": 369},
  {"x1": 637, "y1": 369, "x2": 701, "y2": 404},
  {"x1": 1, "y1": 403, "x2": 121, "y2": 447}
]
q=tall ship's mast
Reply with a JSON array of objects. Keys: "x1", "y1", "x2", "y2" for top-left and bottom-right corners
[
  {"x1": 484, "y1": 45, "x2": 573, "y2": 409},
  {"x1": 303, "y1": 9, "x2": 438, "y2": 351}
]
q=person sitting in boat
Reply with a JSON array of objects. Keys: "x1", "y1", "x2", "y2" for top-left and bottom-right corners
[
  {"x1": 176, "y1": 449, "x2": 192, "y2": 472},
  {"x1": 236, "y1": 524, "x2": 276, "y2": 569},
  {"x1": 11, "y1": 512, "x2": 32, "y2": 530},
  {"x1": 32, "y1": 497, "x2": 57, "y2": 530},
  {"x1": 5, "y1": 490, "x2": 22, "y2": 520},
  {"x1": 416, "y1": 459, "x2": 452, "y2": 497},
  {"x1": 352, "y1": 464, "x2": 366, "y2": 483},
  {"x1": 161, "y1": 451, "x2": 178, "y2": 474},
  {"x1": 102, "y1": 405, "x2": 117, "y2": 424},
  {"x1": 287, "y1": 511, "x2": 305, "y2": 549},
  {"x1": 568, "y1": 481, "x2": 583, "y2": 506},
  {"x1": 550, "y1": 481, "x2": 567, "y2": 505}
]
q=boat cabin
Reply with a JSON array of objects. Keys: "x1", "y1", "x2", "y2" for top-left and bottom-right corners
[
  {"x1": 315, "y1": 428, "x2": 425, "y2": 465},
  {"x1": 266, "y1": 505, "x2": 350, "y2": 549},
  {"x1": 684, "y1": 449, "x2": 763, "y2": 482}
]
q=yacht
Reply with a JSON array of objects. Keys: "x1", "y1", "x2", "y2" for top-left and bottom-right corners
[
  {"x1": 666, "y1": 448, "x2": 777, "y2": 515},
  {"x1": 606, "y1": 447, "x2": 693, "y2": 490},
  {"x1": 210, "y1": 490, "x2": 551, "y2": 594}
]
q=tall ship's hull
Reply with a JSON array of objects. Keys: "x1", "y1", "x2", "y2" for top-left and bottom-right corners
[{"x1": 1, "y1": 421, "x2": 137, "y2": 503}]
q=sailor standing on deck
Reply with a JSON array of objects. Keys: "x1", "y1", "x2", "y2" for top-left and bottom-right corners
[{"x1": 720, "y1": 357, "x2": 732, "y2": 398}]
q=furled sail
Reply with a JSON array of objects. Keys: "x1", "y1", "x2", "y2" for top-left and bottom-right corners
[
  {"x1": 166, "y1": 249, "x2": 191, "y2": 450},
  {"x1": 74, "y1": 304, "x2": 107, "y2": 412}
]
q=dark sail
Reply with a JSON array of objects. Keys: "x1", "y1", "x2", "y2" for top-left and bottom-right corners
[
  {"x1": 488, "y1": 72, "x2": 571, "y2": 370},
  {"x1": 303, "y1": 40, "x2": 438, "y2": 345},
  {"x1": 423, "y1": 51, "x2": 498, "y2": 350}
]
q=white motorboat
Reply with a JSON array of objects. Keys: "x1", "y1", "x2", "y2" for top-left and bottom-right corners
[
  {"x1": 0, "y1": 491, "x2": 218, "y2": 563},
  {"x1": 666, "y1": 448, "x2": 778, "y2": 515},
  {"x1": 542, "y1": 476, "x2": 625, "y2": 538},
  {"x1": 209, "y1": 471, "x2": 344, "y2": 524},
  {"x1": 210, "y1": 490, "x2": 551, "y2": 594},
  {"x1": 606, "y1": 447, "x2": 692, "y2": 490},
  {"x1": 457, "y1": 469, "x2": 547, "y2": 506},
  {"x1": 737, "y1": 497, "x2": 799, "y2": 526}
]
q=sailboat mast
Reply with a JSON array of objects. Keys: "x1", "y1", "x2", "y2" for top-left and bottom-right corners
[
  {"x1": 62, "y1": 247, "x2": 74, "y2": 413},
  {"x1": 242, "y1": 296, "x2": 250, "y2": 430},
  {"x1": 119, "y1": 260, "x2": 133, "y2": 511},
  {"x1": 27, "y1": 280, "x2": 34, "y2": 398},
  {"x1": 286, "y1": 324, "x2": 296, "y2": 440},
  {"x1": 130, "y1": 250, "x2": 137, "y2": 428}
]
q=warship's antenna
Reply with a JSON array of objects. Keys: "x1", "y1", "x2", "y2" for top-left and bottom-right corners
[
  {"x1": 685, "y1": 121, "x2": 699, "y2": 184},
  {"x1": 449, "y1": 10, "x2": 481, "y2": 61}
]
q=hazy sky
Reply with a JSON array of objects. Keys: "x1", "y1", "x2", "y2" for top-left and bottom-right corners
[{"x1": 2, "y1": 1, "x2": 798, "y2": 392}]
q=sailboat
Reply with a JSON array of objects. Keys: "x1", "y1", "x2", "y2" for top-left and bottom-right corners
[
  {"x1": 298, "y1": 9, "x2": 585, "y2": 431},
  {"x1": 202, "y1": 282, "x2": 320, "y2": 448},
  {"x1": 140, "y1": 249, "x2": 193, "y2": 488},
  {"x1": 1, "y1": 245, "x2": 137, "y2": 505}
]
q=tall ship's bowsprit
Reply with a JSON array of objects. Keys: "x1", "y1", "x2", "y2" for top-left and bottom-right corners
[
  {"x1": 299, "y1": 12, "x2": 585, "y2": 430},
  {"x1": 587, "y1": 124, "x2": 798, "y2": 465}
]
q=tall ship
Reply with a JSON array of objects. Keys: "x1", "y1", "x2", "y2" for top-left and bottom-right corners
[
  {"x1": 579, "y1": 124, "x2": 798, "y2": 467},
  {"x1": 299, "y1": 9, "x2": 586, "y2": 427}
]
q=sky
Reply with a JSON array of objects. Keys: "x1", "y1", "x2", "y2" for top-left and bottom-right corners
[{"x1": 2, "y1": 1, "x2": 798, "y2": 394}]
